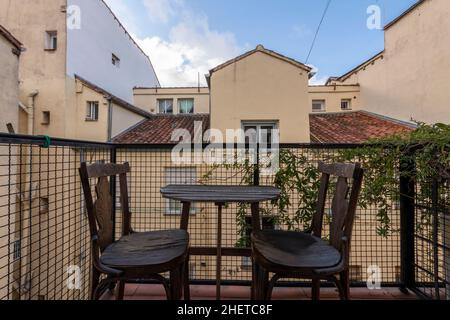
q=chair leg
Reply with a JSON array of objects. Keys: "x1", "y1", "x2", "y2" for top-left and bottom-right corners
[
  {"x1": 116, "y1": 281, "x2": 125, "y2": 300},
  {"x1": 183, "y1": 257, "x2": 191, "y2": 301},
  {"x1": 339, "y1": 270, "x2": 350, "y2": 300},
  {"x1": 312, "y1": 278, "x2": 321, "y2": 300},
  {"x1": 91, "y1": 267, "x2": 100, "y2": 300},
  {"x1": 266, "y1": 274, "x2": 281, "y2": 301},
  {"x1": 254, "y1": 263, "x2": 268, "y2": 300},
  {"x1": 170, "y1": 266, "x2": 182, "y2": 300}
]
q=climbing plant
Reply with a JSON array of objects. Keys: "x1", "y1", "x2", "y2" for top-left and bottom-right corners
[{"x1": 200, "y1": 123, "x2": 449, "y2": 246}]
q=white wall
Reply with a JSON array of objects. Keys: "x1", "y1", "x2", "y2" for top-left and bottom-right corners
[{"x1": 67, "y1": 0, "x2": 160, "y2": 103}]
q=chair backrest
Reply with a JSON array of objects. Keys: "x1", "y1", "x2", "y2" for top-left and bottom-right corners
[
  {"x1": 310, "y1": 162, "x2": 364, "y2": 252},
  {"x1": 79, "y1": 162, "x2": 131, "y2": 252}
]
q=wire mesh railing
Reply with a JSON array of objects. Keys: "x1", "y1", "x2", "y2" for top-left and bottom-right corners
[{"x1": 0, "y1": 133, "x2": 447, "y2": 299}]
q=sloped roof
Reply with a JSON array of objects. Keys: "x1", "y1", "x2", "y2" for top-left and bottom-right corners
[
  {"x1": 74, "y1": 75, "x2": 153, "y2": 118},
  {"x1": 112, "y1": 114, "x2": 210, "y2": 144},
  {"x1": 209, "y1": 45, "x2": 312, "y2": 75},
  {"x1": 0, "y1": 24, "x2": 23, "y2": 52},
  {"x1": 309, "y1": 111, "x2": 415, "y2": 144}
]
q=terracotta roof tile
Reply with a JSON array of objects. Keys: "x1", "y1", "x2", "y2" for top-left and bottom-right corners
[
  {"x1": 309, "y1": 111, "x2": 415, "y2": 144},
  {"x1": 113, "y1": 114, "x2": 210, "y2": 144}
]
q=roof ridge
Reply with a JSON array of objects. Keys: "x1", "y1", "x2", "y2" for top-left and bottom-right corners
[{"x1": 209, "y1": 45, "x2": 312, "y2": 75}]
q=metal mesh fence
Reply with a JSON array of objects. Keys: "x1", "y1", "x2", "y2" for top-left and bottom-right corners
[
  {"x1": 0, "y1": 136, "x2": 111, "y2": 300},
  {"x1": 414, "y1": 176, "x2": 450, "y2": 299},
  {"x1": 0, "y1": 134, "x2": 447, "y2": 300}
]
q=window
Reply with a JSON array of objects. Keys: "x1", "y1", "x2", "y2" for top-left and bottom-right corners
[
  {"x1": 39, "y1": 197, "x2": 49, "y2": 214},
  {"x1": 86, "y1": 101, "x2": 99, "y2": 121},
  {"x1": 341, "y1": 99, "x2": 352, "y2": 110},
  {"x1": 44, "y1": 31, "x2": 57, "y2": 50},
  {"x1": 242, "y1": 122, "x2": 277, "y2": 146},
  {"x1": 165, "y1": 167, "x2": 197, "y2": 214},
  {"x1": 178, "y1": 99, "x2": 194, "y2": 114},
  {"x1": 312, "y1": 100, "x2": 326, "y2": 112},
  {"x1": 13, "y1": 240, "x2": 21, "y2": 261},
  {"x1": 158, "y1": 99, "x2": 174, "y2": 114},
  {"x1": 42, "y1": 111, "x2": 50, "y2": 125},
  {"x1": 112, "y1": 54, "x2": 120, "y2": 67}
]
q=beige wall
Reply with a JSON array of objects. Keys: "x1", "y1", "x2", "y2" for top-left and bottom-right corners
[
  {"x1": 71, "y1": 79, "x2": 146, "y2": 142},
  {"x1": 308, "y1": 85, "x2": 361, "y2": 113},
  {"x1": 0, "y1": 35, "x2": 20, "y2": 133},
  {"x1": 111, "y1": 104, "x2": 146, "y2": 139},
  {"x1": 0, "y1": 0, "x2": 69, "y2": 137},
  {"x1": 338, "y1": 0, "x2": 450, "y2": 124},
  {"x1": 210, "y1": 50, "x2": 311, "y2": 143},
  {"x1": 133, "y1": 87, "x2": 210, "y2": 115},
  {"x1": 72, "y1": 79, "x2": 109, "y2": 142}
]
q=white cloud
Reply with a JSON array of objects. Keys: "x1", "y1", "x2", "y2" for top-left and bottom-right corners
[
  {"x1": 307, "y1": 64, "x2": 328, "y2": 85},
  {"x1": 105, "y1": 0, "x2": 244, "y2": 86},
  {"x1": 143, "y1": 0, "x2": 183, "y2": 23},
  {"x1": 133, "y1": 9, "x2": 243, "y2": 86}
]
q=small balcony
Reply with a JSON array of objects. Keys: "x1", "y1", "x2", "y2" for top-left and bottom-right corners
[{"x1": 0, "y1": 133, "x2": 448, "y2": 301}]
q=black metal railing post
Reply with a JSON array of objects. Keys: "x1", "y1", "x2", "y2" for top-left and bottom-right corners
[
  {"x1": 253, "y1": 143, "x2": 260, "y2": 186},
  {"x1": 399, "y1": 153, "x2": 416, "y2": 292},
  {"x1": 110, "y1": 146, "x2": 117, "y2": 241}
]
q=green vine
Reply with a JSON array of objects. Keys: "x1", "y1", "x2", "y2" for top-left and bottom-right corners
[{"x1": 200, "y1": 123, "x2": 449, "y2": 245}]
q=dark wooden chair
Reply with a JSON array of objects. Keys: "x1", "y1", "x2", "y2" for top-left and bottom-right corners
[
  {"x1": 79, "y1": 162, "x2": 191, "y2": 300},
  {"x1": 251, "y1": 162, "x2": 364, "y2": 300}
]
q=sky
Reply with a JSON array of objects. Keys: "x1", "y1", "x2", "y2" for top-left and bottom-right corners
[{"x1": 104, "y1": 0, "x2": 418, "y2": 86}]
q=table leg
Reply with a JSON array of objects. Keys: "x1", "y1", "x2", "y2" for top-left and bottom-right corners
[{"x1": 216, "y1": 203, "x2": 223, "y2": 300}]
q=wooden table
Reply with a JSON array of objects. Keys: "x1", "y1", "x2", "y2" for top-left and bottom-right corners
[{"x1": 161, "y1": 185, "x2": 281, "y2": 300}]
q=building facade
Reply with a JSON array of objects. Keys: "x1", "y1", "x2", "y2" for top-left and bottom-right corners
[
  {"x1": 328, "y1": 0, "x2": 450, "y2": 125},
  {"x1": 0, "y1": 0, "x2": 160, "y2": 141},
  {"x1": 0, "y1": 25, "x2": 22, "y2": 134}
]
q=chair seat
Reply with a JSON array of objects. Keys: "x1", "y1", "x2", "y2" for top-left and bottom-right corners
[
  {"x1": 100, "y1": 230, "x2": 189, "y2": 269},
  {"x1": 252, "y1": 230, "x2": 342, "y2": 269}
]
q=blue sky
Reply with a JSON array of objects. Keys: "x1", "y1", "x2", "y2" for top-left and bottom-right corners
[{"x1": 104, "y1": 0, "x2": 418, "y2": 86}]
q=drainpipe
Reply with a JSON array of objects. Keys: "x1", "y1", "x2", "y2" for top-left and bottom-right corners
[
  {"x1": 107, "y1": 96, "x2": 113, "y2": 141},
  {"x1": 27, "y1": 91, "x2": 39, "y2": 135}
]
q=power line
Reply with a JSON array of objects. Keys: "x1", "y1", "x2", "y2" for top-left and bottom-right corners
[{"x1": 305, "y1": 0, "x2": 332, "y2": 64}]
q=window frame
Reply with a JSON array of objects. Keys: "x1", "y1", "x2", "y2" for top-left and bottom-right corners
[
  {"x1": 112, "y1": 53, "x2": 121, "y2": 68},
  {"x1": 178, "y1": 98, "x2": 195, "y2": 114},
  {"x1": 44, "y1": 31, "x2": 57, "y2": 51},
  {"x1": 158, "y1": 99, "x2": 174, "y2": 114},
  {"x1": 86, "y1": 101, "x2": 99, "y2": 121},
  {"x1": 312, "y1": 100, "x2": 326, "y2": 112},
  {"x1": 341, "y1": 99, "x2": 352, "y2": 111},
  {"x1": 42, "y1": 111, "x2": 51, "y2": 125},
  {"x1": 241, "y1": 121, "x2": 278, "y2": 146}
]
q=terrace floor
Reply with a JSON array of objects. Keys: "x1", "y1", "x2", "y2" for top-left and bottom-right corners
[{"x1": 102, "y1": 284, "x2": 418, "y2": 300}]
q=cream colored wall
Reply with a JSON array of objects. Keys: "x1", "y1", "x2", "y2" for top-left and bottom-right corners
[
  {"x1": 0, "y1": 35, "x2": 20, "y2": 133},
  {"x1": 133, "y1": 87, "x2": 210, "y2": 115},
  {"x1": 308, "y1": 85, "x2": 361, "y2": 113},
  {"x1": 339, "y1": 0, "x2": 450, "y2": 124},
  {"x1": 0, "y1": 0, "x2": 69, "y2": 137},
  {"x1": 72, "y1": 80, "x2": 109, "y2": 142},
  {"x1": 111, "y1": 104, "x2": 145, "y2": 139},
  {"x1": 210, "y1": 51, "x2": 310, "y2": 143}
]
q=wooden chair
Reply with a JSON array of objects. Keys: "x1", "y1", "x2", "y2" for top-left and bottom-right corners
[
  {"x1": 79, "y1": 162, "x2": 191, "y2": 300},
  {"x1": 251, "y1": 162, "x2": 364, "y2": 300}
]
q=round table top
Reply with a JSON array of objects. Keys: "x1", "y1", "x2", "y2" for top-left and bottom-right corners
[{"x1": 161, "y1": 185, "x2": 281, "y2": 203}]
